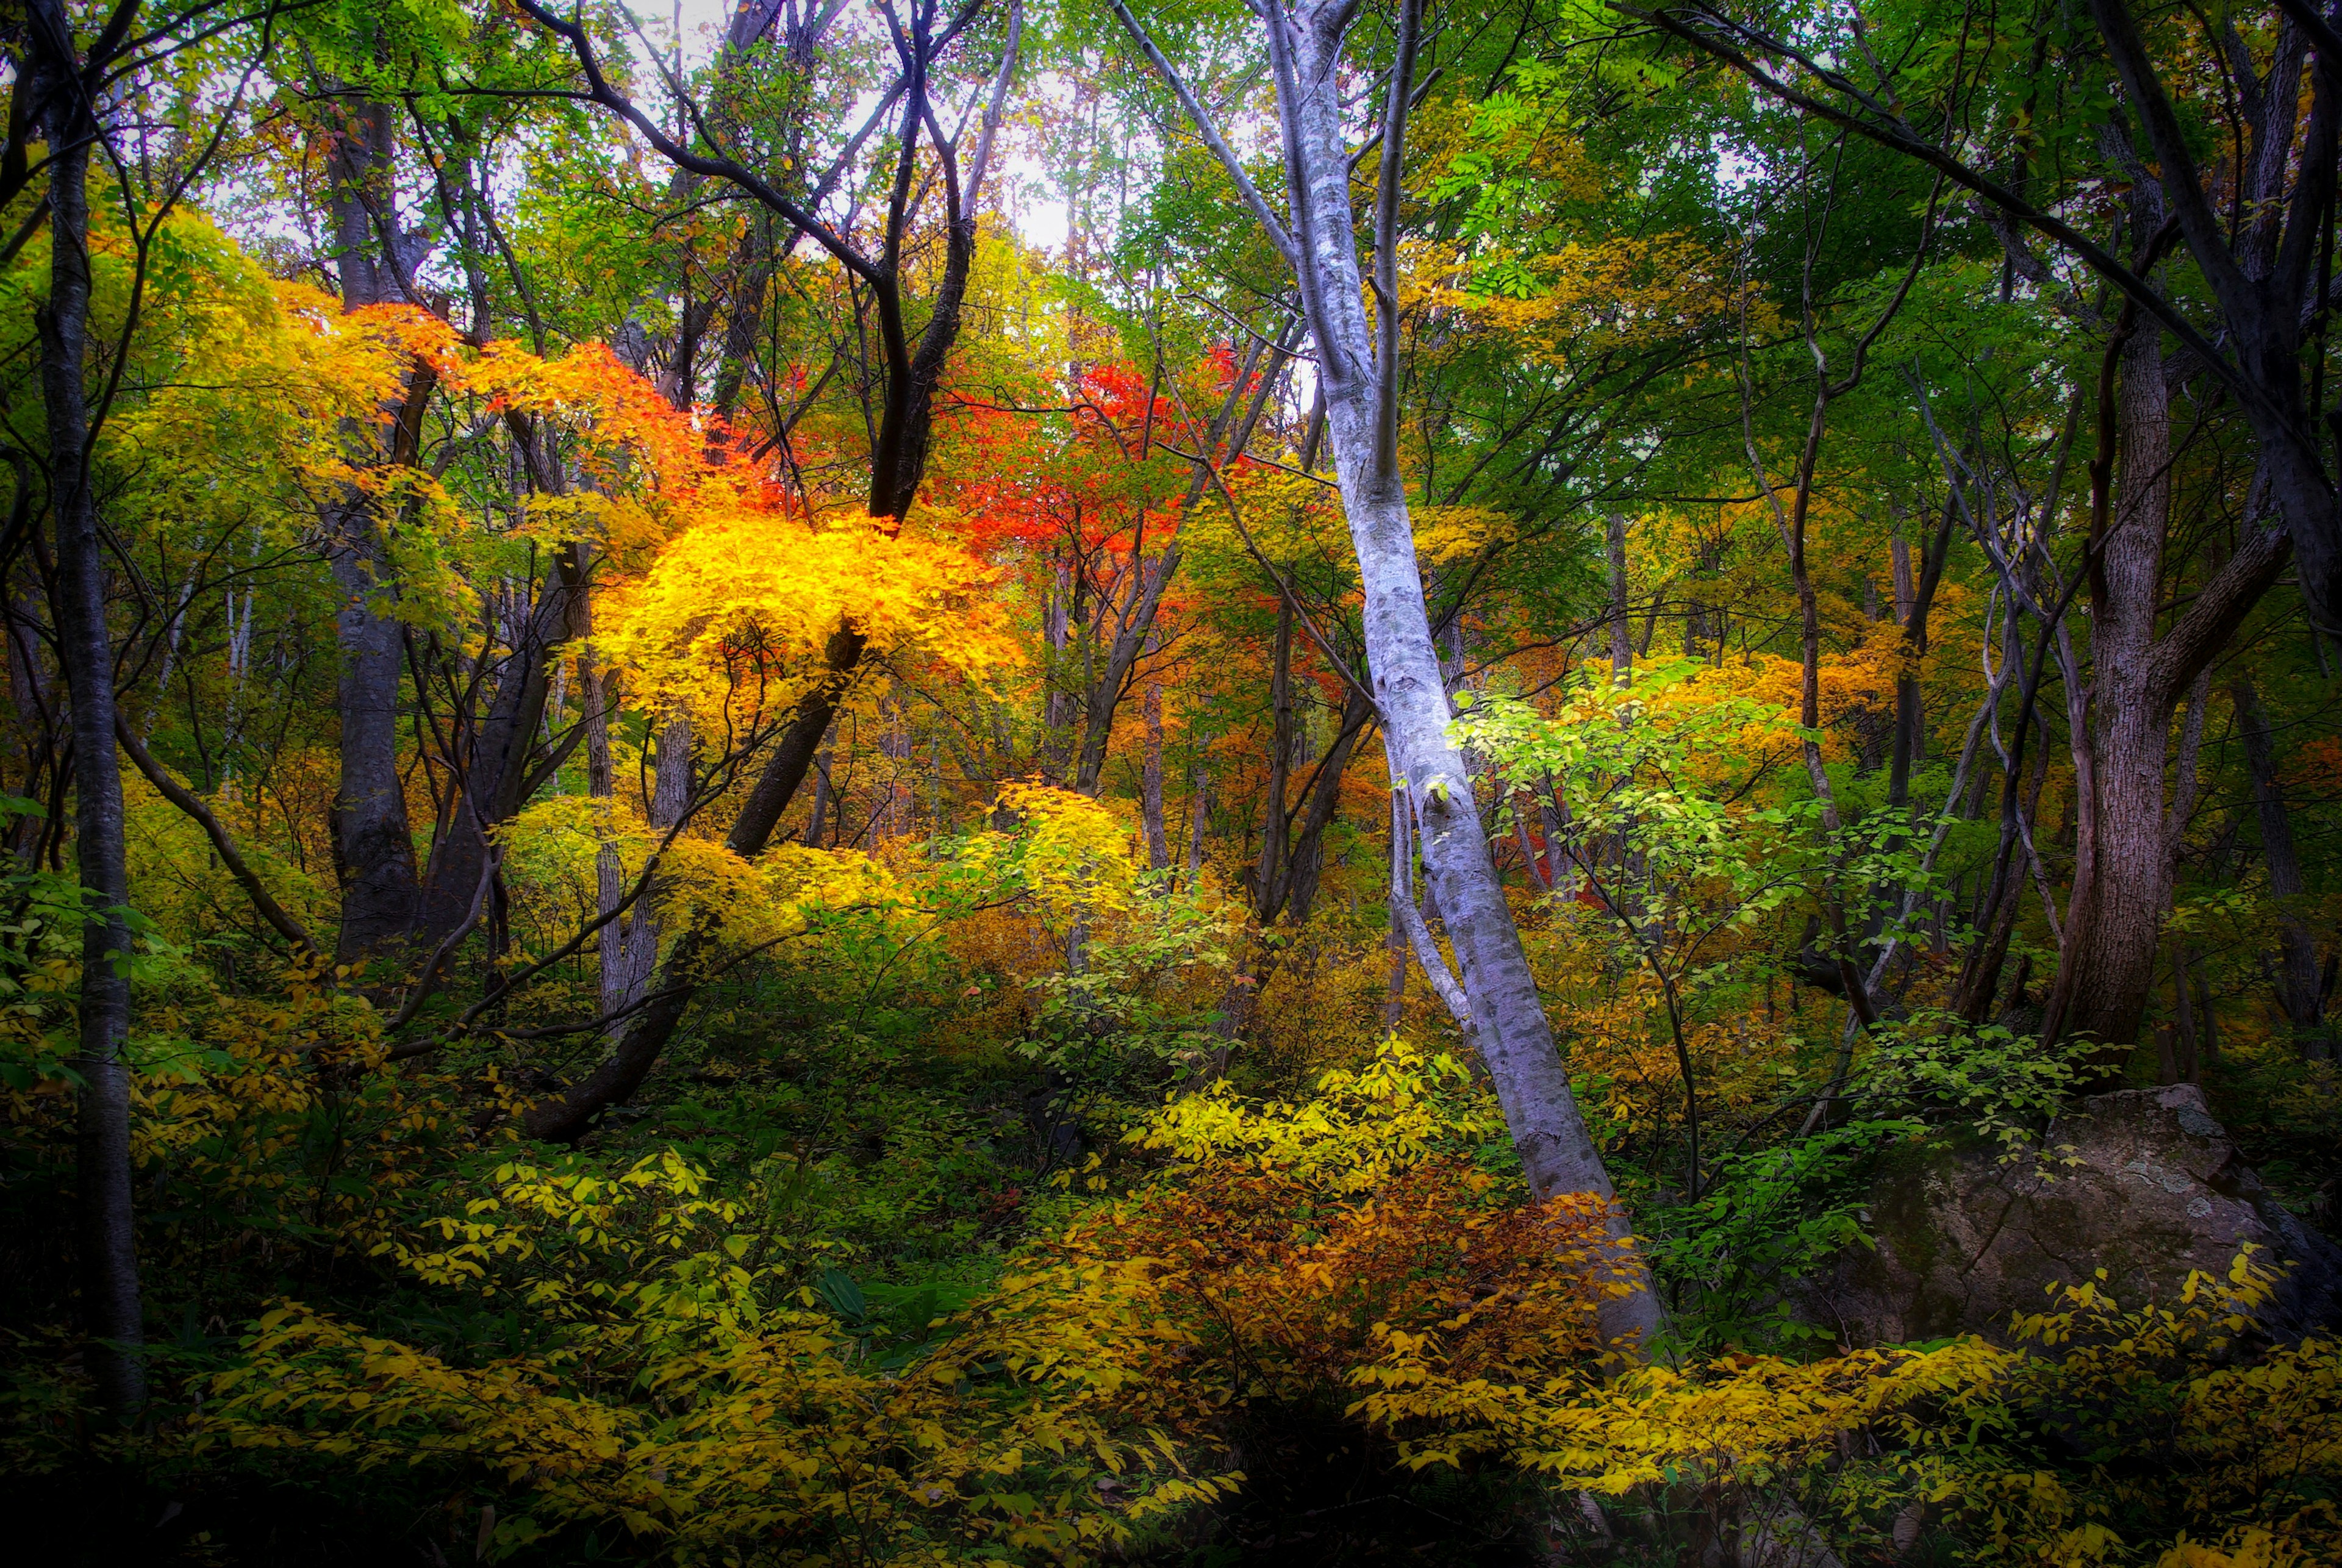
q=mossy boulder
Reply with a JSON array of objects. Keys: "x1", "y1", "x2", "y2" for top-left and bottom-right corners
[{"x1": 1802, "y1": 1085, "x2": 2342, "y2": 1345}]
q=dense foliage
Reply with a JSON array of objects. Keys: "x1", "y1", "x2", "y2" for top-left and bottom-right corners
[{"x1": 2, "y1": 0, "x2": 2339, "y2": 1562}]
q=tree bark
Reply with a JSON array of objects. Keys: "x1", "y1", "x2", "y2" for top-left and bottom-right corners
[
  {"x1": 1142, "y1": 681, "x2": 1169, "y2": 870},
  {"x1": 604, "y1": 712, "x2": 691, "y2": 1022},
  {"x1": 508, "y1": 2, "x2": 1022, "y2": 1140},
  {"x1": 1199, "y1": 0, "x2": 1660, "y2": 1350},
  {"x1": 2232, "y1": 675, "x2": 2329, "y2": 1056},
  {"x1": 32, "y1": 0, "x2": 145, "y2": 1412},
  {"x1": 2049, "y1": 325, "x2": 2174, "y2": 1051},
  {"x1": 1605, "y1": 511, "x2": 1632, "y2": 687},
  {"x1": 321, "y1": 93, "x2": 424, "y2": 964},
  {"x1": 414, "y1": 542, "x2": 587, "y2": 950},
  {"x1": 1250, "y1": 599, "x2": 1295, "y2": 915}
]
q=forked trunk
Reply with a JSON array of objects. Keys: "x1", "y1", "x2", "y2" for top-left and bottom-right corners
[{"x1": 1262, "y1": 0, "x2": 1658, "y2": 1348}]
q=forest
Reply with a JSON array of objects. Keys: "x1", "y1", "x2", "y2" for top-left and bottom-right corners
[{"x1": 1, "y1": 0, "x2": 2340, "y2": 1561}]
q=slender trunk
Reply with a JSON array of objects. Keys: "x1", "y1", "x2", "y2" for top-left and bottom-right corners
[
  {"x1": 34, "y1": 17, "x2": 145, "y2": 1411},
  {"x1": 1888, "y1": 500, "x2": 1955, "y2": 810},
  {"x1": 604, "y1": 711, "x2": 690, "y2": 1020},
  {"x1": 2232, "y1": 675, "x2": 2328, "y2": 1056},
  {"x1": 584, "y1": 643, "x2": 629, "y2": 1029},
  {"x1": 1513, "y1": 789, "x2": 1551, "y2": 892},
  {"x1": 1142, "y1": 681, "x2": 1169, "y2": 870},
  {"x1": 1267, "y1": 0, "x2": 1657, "y2": 1350},
  {"x1": 1606, "y1": 512, "x2": 1631, "y2": 688},
  {"x1": 2171, "y1": 941, "x2": 2201, "y2": 1084},
  {"x1": 1252, "y1": 600, "x2": 1295, "y2": 918},
  {"x1": 1385, "y1": 781, "x2": 1408, "y2": 1032},
  {"x1": 5, "y1": 557, "x2": 59, "y2": 867},
  {"x1": 806, "y1": 739, "x2": 833, "y2": 848},
  {"x1": 1279, "y1": 687, "x2": 1371, "y2": 928},
  {"x1": 1186, "y1": 753, "x2": 1209, "y2": 880}
]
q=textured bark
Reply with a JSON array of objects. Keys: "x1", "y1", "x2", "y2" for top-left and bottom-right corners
[
  {"x1": 32, "y1": 1, "x2": 145, "y2": 1411},
  {"x1": 2088, "y1": 0, "x2": 2341, "y2": 640},
  {"x1": 2050, "y1": 326, "x2": 2173, "y2": 1051},
  {"x1": 1223, "y1": 0, "x2": 1659, "y2": 1350},
  {"x1": 322, "y1": 94, "x2": 423, "y2": 964}
]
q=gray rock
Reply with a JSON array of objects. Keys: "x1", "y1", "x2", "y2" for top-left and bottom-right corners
[{"x1": 1805, "y1": 1084, "x2": 2342, "y2": 1345}]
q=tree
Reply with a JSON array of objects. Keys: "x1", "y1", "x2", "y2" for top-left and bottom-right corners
[{"x1": 1108, "y1": 0, "x2": 1664, "y2": 1350}]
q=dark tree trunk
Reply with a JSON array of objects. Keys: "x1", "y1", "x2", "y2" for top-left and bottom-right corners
[
  {"x1": 414, "y1": 543, "x2": 587, "y2": 948},
  {"x1": 2051, "y1": 326, "x2": 2174, "y2": 1051},
  {"x1": 322, "y1": 92, "x2": 424, "y2": 964},
  {"x1": 505, "y1": 0, "x2": 1019, "y2": 1143},
  {"x1": 2232, "y1": 675, "x2": 2329, "y2": 1056},
  {"x1": 1888, "y1": 499, "x2": 1956, "y2": 811},
  {"x1": 1142, "y1": 681, "x2": 1169, "y2": 870},
  {"x1": 32, "y1": 0, "x2": 145, "y2": 1412},
  {"x1": 1606, "y1": 511, "x2": 1631, "y2": 687},
  {"x1": 1251, "y1": 600, "x2": 1295, "y2": 915}
]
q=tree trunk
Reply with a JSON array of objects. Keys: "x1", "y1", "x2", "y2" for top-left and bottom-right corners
[
  {"x1": 1256, "y1": 0, "x2": 1660, "y2": 1350},
  {"x1": 2052, "y1": 326, "x2": 2175, "y2": 1053},
  {"x1": 1888, "y1": 500, "x2": 1955, "y2": 810},
  {"x1": 1606, "y1": 512, "x2": 1632, "y2": 687},
  {"x1": 1142, "y1": 681, "x2": 1169, "y2": 870},
  {"x1": 1251, "y1": 600, "x2": 1295, "y2": 917},
  {"x1": 2232, "y1": 675, "x2": 2329, "y2": 1056},
  {"x1": 414, "y1": 543, "x2": 586, "y2": 950},
  {"x1": 1186, "y1": 753, "x2": 1209, "y2": 881},
  {"x1": 604, "y1": 712, "x2": 691, "y2": 1022},
  {"x1": 322, "y1": 95, "x2": 423, "y2": 964},
  {"x1": 34, "y1": 6, "x2": 146, "y2": 1412}
]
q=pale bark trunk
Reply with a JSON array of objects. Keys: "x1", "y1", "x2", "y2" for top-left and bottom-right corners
[
  {"x1": 1259, "y1": 0, "x2": 1659, "y2": 1350},
  {"x1": 604, "y1": 712, "x2": 690, "y2": 1022}
]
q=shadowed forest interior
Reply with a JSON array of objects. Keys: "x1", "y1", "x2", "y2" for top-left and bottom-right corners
[{"x1": 3, "y1": 0, "x2": 2341, "y2": 1562}]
